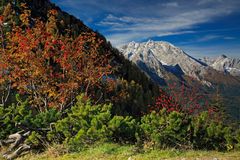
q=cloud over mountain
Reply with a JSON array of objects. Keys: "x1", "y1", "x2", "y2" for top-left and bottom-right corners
[{"x1": 52, "y1": 0, "x2": 240, "y2": 57}]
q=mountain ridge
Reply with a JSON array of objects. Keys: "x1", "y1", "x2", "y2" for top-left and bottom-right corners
[
  {"x1": 121, "y1": 40, "x2": 240, "y2": 120},
  {"x1": 121, "y1": 40, "x2": 212, "y2": 85},
  {"x1": 202, "y1": 55, "x2": 240, "y2": 77},
  {"x1": 121, "y1": 40, "x2": 240, "y2": 82}
]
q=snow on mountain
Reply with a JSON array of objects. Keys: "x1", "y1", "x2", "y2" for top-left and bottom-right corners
[
  {"x1": 121, "y1": 40, "x2": 209, "y2": 84},
  {"x1": 202, "y1": 55, "x2": 240, "y2": 77}
]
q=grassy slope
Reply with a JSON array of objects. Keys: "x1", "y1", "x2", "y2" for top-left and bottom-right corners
[{"x1": 8, "y1": 143, "x2": 239, "y2": 160}]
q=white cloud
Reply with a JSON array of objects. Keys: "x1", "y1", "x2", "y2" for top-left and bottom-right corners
[
  {"x1": 98, "y1": 21, "x2": 125, "y2": 27},
  {"x1": 162, "y1": 2, "x2": 179, "y2": 7},
  {"x1": 224, "y1": 36, "x2": 236, "y2": 40},
  {"x1": 52, "y1": 0, "x2": 240, "y2": 56},
  {"x1": 107, "y1": 30, "x2": 196, "y2": 47},
  {"x1": 197, "y1": 0, "x2": 223, "y2": 5},
  {"x1": 196, "y1": 35, "x2": 221, "y2": 42},
  {"x1": 100, "y1": 7, "x2": 236, "y2": 46}
]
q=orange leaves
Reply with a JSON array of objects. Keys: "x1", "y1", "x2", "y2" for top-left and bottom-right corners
[
  {"x1": 46, "y1": 9, "x2": 58, "y2": 34},
  {"x1": 48, "y1": 9, "x2": 58, "y2": 16},
  {"x1": 20, "y1": 3, "x2": 28, "y2": 8},
  {"x1": 19, "y1": 12, "x2": 30, "y2": 26},
  {"x1": 0, "y1": 12, "x2": 112, "y2": 110},
  {"x1": 19, "y1": 3, "x2": 31, "y2": 27}
]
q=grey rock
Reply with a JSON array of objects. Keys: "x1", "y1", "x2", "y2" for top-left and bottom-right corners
[
  {"x1": 202, "y1": 55, "x2": 240, "y2": 77},
  {"x1": 121, "y1": 40, "x2": 210, "y2": 85}
]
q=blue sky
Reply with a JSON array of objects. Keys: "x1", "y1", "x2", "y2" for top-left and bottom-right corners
[{"x1": 51, "y1": 0, "x2": 240, "y2": 58}]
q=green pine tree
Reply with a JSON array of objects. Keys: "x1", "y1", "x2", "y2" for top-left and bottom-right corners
[{"x1": 210, "y1": 87, "x2": 228, "y2": 119}]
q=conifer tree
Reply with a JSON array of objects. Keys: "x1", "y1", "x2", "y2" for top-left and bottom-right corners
[{"x1": 210, "y1": 87, "x2": 227, "y2": 120}]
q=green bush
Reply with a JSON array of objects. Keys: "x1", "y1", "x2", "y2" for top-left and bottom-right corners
[
  {"x1": 0, "y1": 94, "x2": 32, "y2": 139},
  {"x1": 52, "y1": 95, "x2": 112, "y2": 151},
  {"x1": 1, "y1": 94, "x2": 239, "y2": 152},
  {"x1": 140, "y1": 109, "x2": 191, "y2": 149},
  {"x1": 140, "y1": 109, "x2": 238, "y2": 151},
  {"x1": 0, "y1": 94, "x2": 61, "y2": 147},
  {"x1": 108, "y1": 116, "x2": 138, "y2": 142},
  {"x1": 236, "y1": 130, "x2": 240, "y2": 149},
  {"x1": 26, "y1": 109, "x2": 61, "y2": 147},
  {"x1": 51, "y1": 95, "x2": 140, "y2": 151},
  {"x1": 191, "y1": 112, "x2": 235, "y2": 150}
]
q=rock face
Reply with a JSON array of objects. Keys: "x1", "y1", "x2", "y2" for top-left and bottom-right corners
[
  {"x1": 121, "y1": 40, "x2": 209, "y2": 84},
  {"x1": 202, "y1": 55, "x2": 240, "y2": 77}
]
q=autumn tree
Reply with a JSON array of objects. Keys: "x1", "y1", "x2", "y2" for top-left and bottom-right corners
[
  {"x1": 0, "y1": 4, "x2": 112, "y2": 111},
  {"x1": 148, "y1": 82, "x2": 210, "y2": 115}
]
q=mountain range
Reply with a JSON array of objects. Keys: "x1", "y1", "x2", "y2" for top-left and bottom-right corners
[
  {"x1": 121, "y1": 40, "x2": 240, "y2": 84},
  {"x1": 121, "y1": 40, "x2": 240, "y2": 119}
]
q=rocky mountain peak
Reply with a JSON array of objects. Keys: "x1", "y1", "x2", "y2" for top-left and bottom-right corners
[
  {"x1": 203, "y1": 55, "x2": 240, "y2": 77},
  {"x1": 121, "y1": 40, "x2": 209, "y2": 85}
]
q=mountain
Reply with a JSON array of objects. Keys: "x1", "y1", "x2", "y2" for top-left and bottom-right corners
[
  {"x1": 121, "y1": 40, "x2": 211, "y2": 86},
  {"x1": 121, "y1": 40, "x2": 240, "y2": 120},
  {"x1": 121, "y1": 40, "x2": 240, "y2": 83},
  {"x1": 202, "y1": 55, "x2": 240, "y2": 77}
]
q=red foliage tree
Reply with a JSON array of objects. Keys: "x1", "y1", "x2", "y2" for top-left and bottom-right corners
[
  {"x1": 149, "y1": 82, "x2": 211, "y2": 115},
  {"x1": 0, "y1": 6, "x2": 112, "y2": 111}
]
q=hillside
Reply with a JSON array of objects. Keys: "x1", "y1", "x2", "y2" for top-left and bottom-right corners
[
  {"x1": 1, "y1": 1, "x2": 240, "y2": 160},
  {"x1": 0, "y1": 0, "x2": 160, "y2": 116}
]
